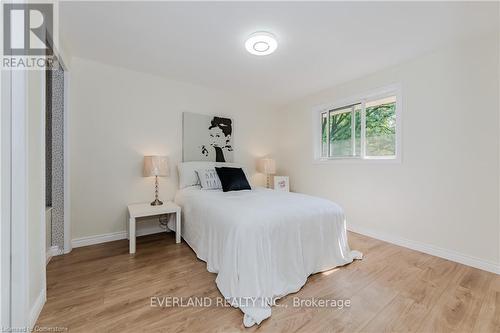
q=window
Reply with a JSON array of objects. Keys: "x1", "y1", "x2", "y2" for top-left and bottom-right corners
[{"x1": 315, "y1": 87, "x2": 400, "y2": 161}]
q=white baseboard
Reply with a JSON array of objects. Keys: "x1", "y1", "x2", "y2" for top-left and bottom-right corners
[
  {"x1": 29, "y1": 287, "x2": 46, "y2": 330},
  {"x1": 71, "y1": 226, "x2": 169, "y2": 248},
  {"x1": 348, "y1": 224, "x2": 500, "y2": 275},
  {"x1": 46, "y1": 245, "x2": 62, "y2": 265},
  {"x1": 72, "y1": 231, "x2": 125, "y2": 248}
]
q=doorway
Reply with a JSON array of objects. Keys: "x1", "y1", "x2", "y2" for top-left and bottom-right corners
[{"x1": 46, "y1": 58, "x2": 66, "y2": 257}]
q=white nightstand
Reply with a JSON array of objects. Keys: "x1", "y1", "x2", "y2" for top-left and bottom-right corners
[{"x1": 127, "y1": 202, "x2": 181, "y2": 254}]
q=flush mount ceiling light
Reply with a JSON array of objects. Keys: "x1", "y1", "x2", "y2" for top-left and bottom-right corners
[{"x1": 245, "y1": 32, "x2": 278, "y2": 56}]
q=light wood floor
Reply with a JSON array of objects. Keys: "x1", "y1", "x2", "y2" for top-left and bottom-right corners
[{"x1": 37, "y1": 232, "x2": 500, "y2": 332}]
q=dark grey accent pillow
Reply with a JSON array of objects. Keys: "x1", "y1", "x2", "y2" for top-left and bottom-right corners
[{"x1": 214, "y1": 167, "x2": 251, "y2": 192}]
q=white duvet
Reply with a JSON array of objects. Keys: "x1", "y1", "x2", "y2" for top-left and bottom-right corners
[{"x1": 173, "y1": 187, "x2": 362, "y2": 327}]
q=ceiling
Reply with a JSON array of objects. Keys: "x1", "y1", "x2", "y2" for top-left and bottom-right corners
[{"x1": 60, "y1": 1, "x2": 498, "y2": 107}]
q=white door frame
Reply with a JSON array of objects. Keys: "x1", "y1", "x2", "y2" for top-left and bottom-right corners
[
  {"x1": 1, "y1": 55, "x2": 13, "y2": 330},
  {"x1": 5, "y1": 49, "x2": 50, "y2": 333},
  {"x1": 10, "y1": 66, "x2": 30, "y2": 328},
  {"x1": 1, "y1": 0, "x2": 30, "y2": 326},
  {"x1": 37, "y1": 67, "x2": 47, "y2": 327},
  {"x1": 62, "y1": 65, "x2": 71, "y2": 254},
  {"x1": 1, "y1": 3, "x2": 13, "y2": 326}
]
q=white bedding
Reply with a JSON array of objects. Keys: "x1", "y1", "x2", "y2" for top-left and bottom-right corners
[{"x1": 173, "y1": 187, "x2": 362, "y2": 327}]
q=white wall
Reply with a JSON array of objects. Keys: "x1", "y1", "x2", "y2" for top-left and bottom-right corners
[
  {"x1": 27, "y1": 70, "x2": 46, "y2": 325},
  {"x1": 69, "y1": 57, "x2": 277, "y2": 240},
  {"x1": 276, "y1": 34, "x2": 500, "y2": 271}
]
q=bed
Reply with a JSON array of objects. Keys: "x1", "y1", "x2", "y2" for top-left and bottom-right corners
[{"x1": 172, "y1": 162, "x2": 362, "y2": 327}]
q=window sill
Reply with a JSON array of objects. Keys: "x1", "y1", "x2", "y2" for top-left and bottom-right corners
[{"x1": 313, "y1": 156, "x2": 401, "y2": 165}]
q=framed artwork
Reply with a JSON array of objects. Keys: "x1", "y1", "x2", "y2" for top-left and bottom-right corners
[
  {"x1": 182, "y1": 112, "x2": 234, "y2": 162},
  {"x1": 274, "y1": 176, "x2": 289, "y2": 192}
]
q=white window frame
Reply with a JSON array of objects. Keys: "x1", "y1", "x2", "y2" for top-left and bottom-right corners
[{"x1": 312, "y1": 84, "x2": 402, "y2": 164}]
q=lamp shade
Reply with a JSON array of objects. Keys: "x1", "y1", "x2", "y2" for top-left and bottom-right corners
[
  {"x1": 257, "y1": 158, "x2": 276, "y2": 174},
  {"x1": 143, "y1": 156, "x2": 169, "y2": 177}
]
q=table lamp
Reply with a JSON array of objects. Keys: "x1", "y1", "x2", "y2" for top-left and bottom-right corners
[
  {"x1": 258, "y1": 158, "x2": 276, "y2": 188},
  {"x1": 143, "y1": 155, "x2": 169, "y2": 205}
]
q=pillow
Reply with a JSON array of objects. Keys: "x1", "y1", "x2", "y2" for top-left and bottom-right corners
[
  {"x1": 215, "y1": 162, "x2": 252, "y2": 183},
  {"x1": 195, "y1": 168, "x2": 222, "y2": 190},
  {"x1": 178, "y1": 161, "x2": 251, "y2": 189},
  {"x1": 215, "y1": 167, "x2": 252, "y2": 192},
  {"x1": 178, "y1": 161, "x2": 216, "y2": 188}
]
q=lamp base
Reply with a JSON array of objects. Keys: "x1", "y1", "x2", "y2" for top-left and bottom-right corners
[{"x1": 150, "y1": 199, "x2": 163, "y2": 206}]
